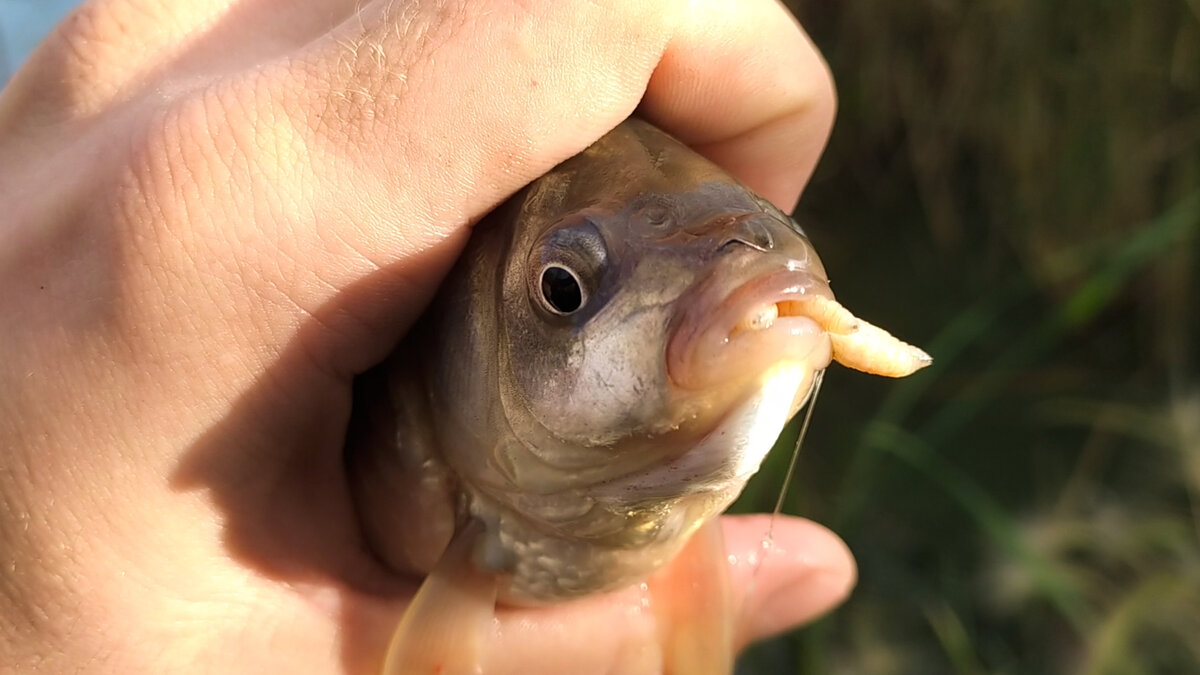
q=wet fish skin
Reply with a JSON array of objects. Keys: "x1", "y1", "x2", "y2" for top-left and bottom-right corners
[
  {"x1": 351, "y1": 116, "x2": 934, "y2": 615},
  {"x1": 348, "y1": 119, "x2": 841, "y2": 607}
]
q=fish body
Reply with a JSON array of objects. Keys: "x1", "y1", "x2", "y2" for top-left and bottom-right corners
[{"x1": 347, "y1": 119, "x2": 930, "y2": 672}]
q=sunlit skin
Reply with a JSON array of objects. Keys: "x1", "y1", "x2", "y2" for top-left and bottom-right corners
[{"x1": 0, "y1": 1, "x2": 850, "y2": 673}]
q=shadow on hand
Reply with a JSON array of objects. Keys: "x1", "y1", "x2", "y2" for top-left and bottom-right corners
[{"x1": 170, "y1": 230, "x2": 466, "y2": 673}]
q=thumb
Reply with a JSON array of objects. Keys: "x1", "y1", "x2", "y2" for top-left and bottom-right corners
[{"x1": 723, "y1": 514, "x2": 857, "y2": 647}]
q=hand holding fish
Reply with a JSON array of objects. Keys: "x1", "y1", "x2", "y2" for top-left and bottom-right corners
[{"x1": 0, "y1": 1, "x2": 863, "y2": 673}]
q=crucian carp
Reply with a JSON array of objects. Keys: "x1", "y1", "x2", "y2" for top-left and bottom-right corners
[{"x1": 347, "y1": 118, "x2": 931, "y2": 675}]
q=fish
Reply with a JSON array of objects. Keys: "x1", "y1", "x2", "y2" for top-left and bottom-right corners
[{"x1": 345, "y1": 118, "x2": 931, "y2": 674}]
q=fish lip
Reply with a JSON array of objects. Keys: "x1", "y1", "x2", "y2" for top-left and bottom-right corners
[{"x1": 666, "y1": 264, "x2": 836, "y2": 393}]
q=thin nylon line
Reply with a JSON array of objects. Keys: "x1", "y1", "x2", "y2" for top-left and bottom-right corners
[
  {"x1": 741, "y1": 369, "x2": 826, "y2": 624},
  {"x1": 771, "y1": 369, "x2": 824, "y2": 519}
]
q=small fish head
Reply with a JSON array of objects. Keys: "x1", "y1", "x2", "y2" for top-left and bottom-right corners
[{"x1": 493, "y1": 150, "x2": 832, "y2": 506}]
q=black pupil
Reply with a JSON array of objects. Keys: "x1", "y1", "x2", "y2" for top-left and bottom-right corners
[{"x1": 541, "y1": 266, "x2": 583, "y2": 314}]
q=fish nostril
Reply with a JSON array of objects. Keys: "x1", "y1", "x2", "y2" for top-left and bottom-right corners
[
  {"x1": 718, "y1": 236, "x2": 763, "y2": 253},
  {"x1": 747, "y1": 220, "x2": 775, "y2": 250},
  {"x1": 718, "y1": 219, "x2": 775, "y2": 253}
]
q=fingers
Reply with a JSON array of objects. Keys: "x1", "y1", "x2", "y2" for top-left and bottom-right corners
[
  {"x1": 722, "y1": 514, "x2": 856, "y2": 647},
  {"x1": 639, "y1": 0, "x2": 837, "y2": 212},
  {"x1": 289, "y1": 0, "x2": 833, "y2": 235},
  {"x1": 0, "y1": 0, "x2": 357, "y2": 125},
  {"x1": 4, "y1": 0, "x2": 232, "y2": 121},
  {"x1": 278, "y1": 0, "x2": 681, "y2": 264},
  {"x1": 239, "y1": 0, "x2": 833, "y2": 370},
  {"x1": 459, "y1": 515, "x2": 854, "y2": 674}
]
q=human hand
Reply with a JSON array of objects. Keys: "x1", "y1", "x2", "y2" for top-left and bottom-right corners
[{"x1": 0, "y1": 0, "x2": 850, "y2": 672}]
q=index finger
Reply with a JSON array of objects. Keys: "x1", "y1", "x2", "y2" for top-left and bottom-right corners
[
  {"x1": 640, "y1": 0, "x2": 837, "y2": 212},
  {"x1": 252, "y1": 0, "x2": 837, "y2": 367},
  {"x1": 289, "y1": 0, "x2": 833, "y2": 250}
]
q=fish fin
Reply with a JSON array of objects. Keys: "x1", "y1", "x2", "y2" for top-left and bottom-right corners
[
  {"x1": 382, "y1": 521, "x2": 497, "y2": 675},
  {"x1": 649, "y1": 520, "x2": 735, "y2": 675}
]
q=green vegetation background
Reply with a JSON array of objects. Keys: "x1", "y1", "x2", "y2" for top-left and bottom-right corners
[{"x1": 729, "y1": 2, "x2": 1200, "y2": 673}]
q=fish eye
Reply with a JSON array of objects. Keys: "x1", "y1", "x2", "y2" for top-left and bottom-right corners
[{"x1": 539, "y1": 264, "x2": 586, "y2": 314}]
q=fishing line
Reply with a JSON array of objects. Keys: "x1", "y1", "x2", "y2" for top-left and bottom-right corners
[
  {"x1": 740, "y1": 369, "x2": 825, "y2": 621},
  {"x1": 772, "y1": 368, "x2": 824, "y2": 520}
]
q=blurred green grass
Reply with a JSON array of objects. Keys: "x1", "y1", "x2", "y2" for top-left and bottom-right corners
[{"x1": 732, "y1": 1, "x2": 1200, "y2": 673}]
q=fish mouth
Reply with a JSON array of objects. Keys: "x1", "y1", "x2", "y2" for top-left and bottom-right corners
[
  {"x1": 594, "y1": 267, "x2": 839, "y2": 503},
  {"x1": 667, "y1": 265, "x2": 838, "y2": 394}
]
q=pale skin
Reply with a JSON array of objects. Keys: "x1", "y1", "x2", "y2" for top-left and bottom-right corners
[{"x1": 0, "y1": 0, "x2": 853, "y2": 672}]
